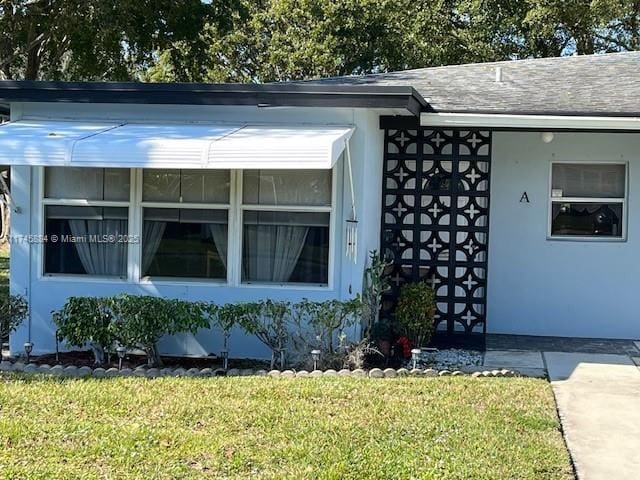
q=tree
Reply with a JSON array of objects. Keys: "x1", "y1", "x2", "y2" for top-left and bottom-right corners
[
  {"x1": 147, "y1": 0, "x2": 640, "y2": 84},
  {"x1": 0, "y1": 0, "x2": 235, "y2": 81}
]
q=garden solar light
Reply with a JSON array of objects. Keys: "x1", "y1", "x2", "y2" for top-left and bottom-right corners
[
  {"x1": 24, "y1": 341, "x2": 33, "y2": 363},
  {"x1": 220, "y1": 348, "x2": 229, "y2": 370},
  {"x1": 411, "y1": 348, "x2": 421, "y2": 369},
  {"x1": 311, "y1": 349, "x2": 321, "y2": 370},
  {"x1": 116, "y1": 346, "x2": 126, "y2": 370}
]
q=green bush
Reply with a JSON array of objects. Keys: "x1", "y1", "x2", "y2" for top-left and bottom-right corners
[
  {"x1": 0, "y1": 294, "x2": 29, "y2": 348},
  {"x1": 242, "y1": 300, "x2": 291, "y2": 370},
  {"x1": 110, "y1": 294, "x2": 208, "y2": 367},
  {"x1": 52, "y1": 296, "x2": 113, "y2": 366},
  {"x1": 370, "y1": 318, "x2": 395, "y2": 342},
  {"x1": 298, "y1": 298, "x2": 362, "y2": 354},
  {"x1": 361, "y1": 250, "x2": 391, "y2": 336},
  {"x1": 395, "y1": 282, "x2": 436, "y2": 348},
  {"x1": 290, "y1": 297, "x2": 363, "y2": 369}
]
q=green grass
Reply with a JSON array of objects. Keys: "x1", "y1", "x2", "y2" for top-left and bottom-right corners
[{"x1": 0, "y1": 376, "x2": 573, "y2": 480}]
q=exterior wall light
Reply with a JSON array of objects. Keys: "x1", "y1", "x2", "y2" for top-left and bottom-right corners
[
  {"x1": 220, "y1": 349, "x2": 229, "y2": 371},
  {"x1": 411, "y1": 348, "x2": 422, "y2": 369},
  {"x1": 116, "y1": 346, "x2": 126, "y2": 370},
  {"x1": 24, "y1": 342, "x2": 33, "y2": 363},
  {"x1": 311, "y1": 349, "x2": 321, "y2": 371},
  {"x1": 541, "y1": 132, "x2": 555, "y2": 143}
]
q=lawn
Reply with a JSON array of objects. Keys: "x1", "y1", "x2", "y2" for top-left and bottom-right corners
[{"x1": 0, "y1": 376, "x2": 573, "y2": 480}]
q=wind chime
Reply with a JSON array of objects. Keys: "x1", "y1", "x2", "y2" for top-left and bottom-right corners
[{"x1": 344, "y1": 139, "x2": 358, "y2": 263}]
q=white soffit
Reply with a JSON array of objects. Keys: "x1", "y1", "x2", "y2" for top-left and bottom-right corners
[
  {"x1": 421, "y1": 112, "x2": 640, "y2": 130},
  {"x1": 0, "y1": 120, "x2": 355, "y2": 169},
  {"x1": 0, "y1": 120, "x2": 119, "y2": 165}
]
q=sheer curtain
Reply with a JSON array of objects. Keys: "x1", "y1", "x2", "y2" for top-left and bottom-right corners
[
  {"x1": 207, "y1": 224, "x2": 228, "y2": 269},
  {"x1": 68, "y1": 219, "x2": 127, "y2": 276},
  {"x1": 141, "y1": 220, "x2": 166, "y2": 275},
  {"x1": 243, "y1": 224, "x2": 309, "y2": 282}
]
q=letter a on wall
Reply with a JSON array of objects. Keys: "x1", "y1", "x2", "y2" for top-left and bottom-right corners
[{"x1": 520, "y1": 192, "x2": 530, "y2": 203}]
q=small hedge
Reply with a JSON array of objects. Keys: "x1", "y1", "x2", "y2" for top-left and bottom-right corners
[
  {"x1": 53, "y1": 295, "x2": 363, "y2": 368},
  {"x1": 0, "y1": 294, "x2": 29, "y2": 339}
]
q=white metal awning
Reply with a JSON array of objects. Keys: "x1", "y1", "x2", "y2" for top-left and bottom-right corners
[{"x1": 0, "y1": 120, "x2": 355, "y2": 169}]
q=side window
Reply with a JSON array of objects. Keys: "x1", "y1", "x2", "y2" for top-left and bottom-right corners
[
  {"x1": 43, "y1": 167, "x2": 130, "y2": 277},
  {"x1": 241, "y1": 170, "x2": 332, "y2": 285},
  {"x1": 549, "y1": 163, "x2": 626, "y2": 239},
  {"x1": 140, "y1": 169, "x2": 230, "y2": 280}
]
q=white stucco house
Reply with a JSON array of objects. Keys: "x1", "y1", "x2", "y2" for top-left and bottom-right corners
[{"x1": 0, "y1": 52, "x2": 639, "y2": 358}]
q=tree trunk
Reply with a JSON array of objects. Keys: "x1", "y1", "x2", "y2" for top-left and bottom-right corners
[
  {"x1": 89, "y1": 343, "x2": 106, "y2": 367},
  {"x1": 146, "y1": 344, "x2": 163, "y2": 367}
]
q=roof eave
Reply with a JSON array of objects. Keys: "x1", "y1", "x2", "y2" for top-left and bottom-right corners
[{"x1": 0, "y1": 81, "x2": 429, "y2": 116}]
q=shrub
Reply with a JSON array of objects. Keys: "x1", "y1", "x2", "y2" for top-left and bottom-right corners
[
  {"x1": 370, "y1": 318, "x2": 395, "y2": 342},
  {"x1": 395, "y1": 282, "x2": 436, "y2": 348},
  {"x1": 208, "y1": 302, "x2": 264, "y2": 367},
  {"x1": 341, "y1": 338, "x2": 382, "y2": 370},
  {"x1": 290, "y1": 297, "x2": 363, "y2": 369},
  {"x1": 361, "y1": 250, "x2": 391, "y2": 336},
  {"x1": 242, "y1": 300, "x2": 291, "y2": 370},
  {"x1": 297, "y1": 297, "x2": 362, "y2": 354},
  {"x1": 109, "y1": 294, "x2": 207, "y2": 367},
  {"x1": 52, "y1": 296, "x2": 113, "y2": 366},
  {"x1": 0, "y1": 294, "x2": 29, "y2": 357}
]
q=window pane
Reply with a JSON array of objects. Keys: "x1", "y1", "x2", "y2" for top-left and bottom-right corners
[
  {"x1": 142, "y1": 169, "x2": 230, "y2": 203},
  {"x1": 45, "y1": 167, "x2": 129, "y2": 201},
  {"x1": 243, "y1": 170, "x2": 331, "y2": 206},
  {"x1": 44, "y1": 206, "x2": 128, "y2": 276},
  {"x1": 552, "y1": 164, "x2": 625, "y2": 198},
  {"x1": 142, "y1": 208, "x2": 228, "y2": 280},
  {"x1": 551, "y1": 202, "x2": 623, "y2": 237},
  {"x1": 181, "y1": 170, "x2": 230, "y2": 203},
  {"x1": 242, "y1": 210, "x2": 329, "y2": 284}
]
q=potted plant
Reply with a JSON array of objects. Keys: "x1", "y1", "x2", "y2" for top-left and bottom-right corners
[
  {"x1": 395, "y1": 282, "x2": 436, "y2": 348},
  {"x1": 370, "y1": 319, "x2": 395, "y2": 357}
]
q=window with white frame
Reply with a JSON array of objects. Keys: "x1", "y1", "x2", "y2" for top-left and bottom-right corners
[
  {"x1": 141, "y1": 169, "x2": 230, "y2": 280},
  {"x1": 42, "y1": 167, "x2": 334, "y2": 285},
  {"x1": 241, "y1": 170, "x2": 332, "y2": 285},
  {"x1": 549, "y1": 162, "x2": 627, "y2": 239},
  {"x1": 43, "y1": 167, "x2": 131, "y2": 276}
]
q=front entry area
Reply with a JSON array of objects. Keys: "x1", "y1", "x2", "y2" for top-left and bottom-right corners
[{"x1": 380, "y1": 118, "x2": 491, "y2": 342}]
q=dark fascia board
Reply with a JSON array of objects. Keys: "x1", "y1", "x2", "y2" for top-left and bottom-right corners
[{"x1": 0, "y1": 81, "x2": 429, "y2": 117}]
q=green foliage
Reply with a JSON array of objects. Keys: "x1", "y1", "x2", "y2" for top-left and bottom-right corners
[
  {"x1": 110, "y1": 294, "x2": 207, "y2": 367},
  {"x1": 52, "y1": 296, "x2": 114, "y2": 365},
  {"x1": 361, "y1": 250, "x2": 392, "y2": 337},
  {"x1": 0, "y1": 0, "x2": 233, "y2": 80},
  {"x1": 370, "y1": 318, "x2": 395, "y2": 342},
  {"x1": 147, "y1": 0, "x2": 640, "y2": 84},
  {"x1": 395, "y1": 282, "x2": 436, "y2": 347},
  {"x1": 241, "y1": 300, "x2": 291, "y2": 369},
  {"x1": 0, "y1": 293, "x2": 28, "y2": 339},
  {"x1": 291, "y1": 297, "x2": 363, "y2": 368}
]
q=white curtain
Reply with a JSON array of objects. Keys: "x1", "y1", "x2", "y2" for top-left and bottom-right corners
[
  {"x1": 68, "y1": 219, "x2": 127, "y2": 276},
  {"x1": 244, "y1": 225, "x2": 309, "y2": 282},
  {"x1": 207, "y1": 224, "x2": 228, "y2": 268},
  {"x1": 141, "y1": 220, "x2": 166, "y2": 274}
]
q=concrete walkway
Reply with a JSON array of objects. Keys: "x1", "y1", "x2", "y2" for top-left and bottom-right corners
[{"x1": 544, "y1": 352, "x2": 640, "y2": 480}]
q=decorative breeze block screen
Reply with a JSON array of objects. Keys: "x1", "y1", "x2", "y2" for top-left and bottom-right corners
[{"x1": 381, "y1": 126, "x2": 492, "y2": 335}]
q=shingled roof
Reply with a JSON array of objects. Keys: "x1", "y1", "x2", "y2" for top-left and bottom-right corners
[{"x1": 303, "y1": 51, "x2": 640, "y2": 116}]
